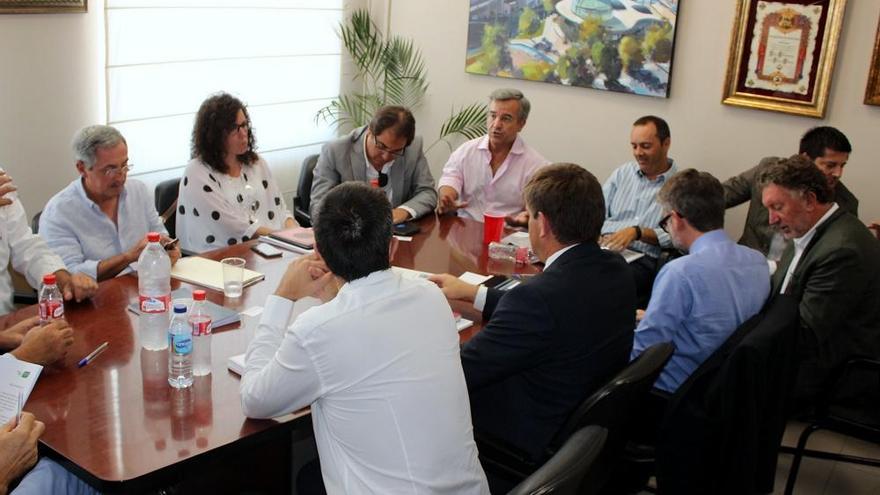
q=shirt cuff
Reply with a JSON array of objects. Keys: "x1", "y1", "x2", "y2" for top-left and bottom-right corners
[
  {"x1": 473, "y1": 285, "x2": 488, "y2": 312},
  {"x1": 437, "y1": 178, "x2": 462, "y2": 194},
  {"x1": 398, "y1": 205, "x2": 417, "y2": 221},
  {"x1": 260, "y1": 295, "x2": 295, "y2": 334}
]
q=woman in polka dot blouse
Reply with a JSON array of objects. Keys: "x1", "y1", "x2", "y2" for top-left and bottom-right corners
[{"x1": 177, "y1": 93, "x2": 296, "y2": 253}]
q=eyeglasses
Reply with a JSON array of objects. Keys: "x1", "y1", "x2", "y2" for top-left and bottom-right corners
[
  {"x1": 658, "y1": 212, "x2": 680, "y2": 233},
  {"x1": 372, "y1": 134, "x2": 406, "y2": 158},
  {"x1": 100, "y1": 164, "x2": 133, "y2": 177},
  {"x1": 230, "y1": 121, "x2": 250, "y2": 134}
]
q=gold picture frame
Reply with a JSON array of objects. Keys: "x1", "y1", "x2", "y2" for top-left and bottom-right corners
[
  {"x1": 866, "y1": 16, "x2": 880, "y2": 106},
  {"x1": 722, "y1": 0, "x2": 847, "y2": 118},
  {"x1": 0, "y1": 0, "x2": 86, "y2": 14}
]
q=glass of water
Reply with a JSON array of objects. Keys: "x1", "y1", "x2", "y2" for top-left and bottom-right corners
[{"x1": 221, "y1": 257, "x2": 246, "y2": 298}]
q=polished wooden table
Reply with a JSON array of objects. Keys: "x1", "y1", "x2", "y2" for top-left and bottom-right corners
[{"x1": 2, "y1": 215, "x2": 537, "y2": 493}]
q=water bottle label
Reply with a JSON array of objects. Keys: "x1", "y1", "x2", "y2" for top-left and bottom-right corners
[
  {"x1": 140, "y1": 294, "x2": 170, "y2": 314},
  {"x1": 39, "y1": 300, "x2": 64, "y2": 320},
  {"x1": 171, "y1": 333, "x2": 193, "y2": 355},
  {"x1": 190, "y1": 317, "x2": 213, "y2": 336}
]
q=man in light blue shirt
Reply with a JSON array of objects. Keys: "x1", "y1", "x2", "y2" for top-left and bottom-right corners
[
  {"x1": 40, "y1": 125, "x2": 180, "y2": 281},
  {"x1": 631, "y1": 169, "x2": 770, "y2": 394},
  {"x1": 601, "y1": 115, "x2": 678, "y2": 307}
]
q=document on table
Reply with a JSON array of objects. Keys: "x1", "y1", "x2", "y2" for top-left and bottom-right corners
[{"x1": 0, "y1": 355, "x2": 42, "y2": 424}]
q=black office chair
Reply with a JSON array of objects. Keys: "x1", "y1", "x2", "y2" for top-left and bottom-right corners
[
  {"x1": 507, "y1": 426, "x2": 608, "y2": 495},
  {"x1": 782, "y1": 358, "x2": 880, "y2": 495},
  {"x1": 154, "y1": 178, "x2": 180, "y2": 239},
  {"x1": 293, "y1": 154, "x2": 318, "y2": 227},
  {"x1": 478, "y1": 342, "x2": 674, "y2": 488},
  {"x1": 31, "y1": 210, "x2": 42, "y2": 234},
  {"x1": 654, "y1": 295, "x2": 800, "y2": 495}
]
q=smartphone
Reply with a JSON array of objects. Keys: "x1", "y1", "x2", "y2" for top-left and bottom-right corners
[
  {"x1": 393, "y1": 222, "x2": 421, "y2": 237},
  {"x1": 251, "y1": 243, "x2": 283, "y2": 258}
]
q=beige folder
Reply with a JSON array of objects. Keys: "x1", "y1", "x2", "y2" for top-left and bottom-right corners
[{"x1": 170, "y1": 256, "x2": 264, "y2": 292}]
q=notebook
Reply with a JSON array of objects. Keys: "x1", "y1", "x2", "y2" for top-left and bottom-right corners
[
  {"x1": 227, "y1": 353, "x2": 246, "y2": 376},
  {"x1": 170, "y1": 256, "x2": 264, "y2": 292},
  {"x1": 266, "y1": 227, "x2": 315, "y2": 250},
  {"x1": 127, "y1": 287, "x2": 241, "y2": 327}
]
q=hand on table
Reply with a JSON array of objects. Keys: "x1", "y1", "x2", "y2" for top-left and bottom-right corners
[
  {"x1": 436, "y1": 186, "x2": 466, "y2": 215},
  {"x1": 427, "y1": 273, "x2": 479, "y2": 303},
  {"x1": 0, "y1": 413, "x2": 44, "y2": 494},
  {"x1": 505, "y1": 211, "x2": 529, "y2": 228},
  {"x1": 11, "y1": 319, "x2": 74, "y2": 366},
  {"x1": 0, "y1": 317, "x2": 40, "y2": 352},
  {"x1": 392, "y1": 208, "x2": 411, "y2": 225},
  {"x1": 53, "y1": 270, "x2": 97, "y2": 303},
  {"x1": 600, "y1": 227, "x2": 638, "y2": 252}
]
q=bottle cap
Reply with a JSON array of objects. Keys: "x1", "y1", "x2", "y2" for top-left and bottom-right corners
[
  {"x1": 192, "y1": 290, "x2": 206, "y2": 301},
  {"x1": 42, "y1": 273, "x2": 56, "y2": 285},
  {"x1": 147, "y1": 232, "x2": 160, "y2": 243},
  {"x1": 173, "y1": 303, "x2": 187, "y2": 313}
]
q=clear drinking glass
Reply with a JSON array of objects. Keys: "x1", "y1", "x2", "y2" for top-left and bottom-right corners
[{"x1": 221, "y1": 257, "x2": 245, "y2": 298}]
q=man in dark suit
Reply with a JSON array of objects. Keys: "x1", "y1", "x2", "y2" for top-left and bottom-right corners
[
  {"x1": 430, "y1": 164, "x2": 635, "y2": 467},
  {"x1": 724, "y1": 126, "x2": 857, "y2": 256},
  {"x1": 309, "y1": 106, "x2": 437, "y2": 224},
  {"x1": 758, "y1": 156, "x2": 880, "y2": 405}
]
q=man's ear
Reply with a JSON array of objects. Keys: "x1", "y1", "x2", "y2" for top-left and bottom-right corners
[
  {"x1": 802, "y1": 190, "x2": 819, "y2": 211},
  {"x1": 538, "y1": 212, "x2": 553, "y2": 239},
  {"x1": 388, "y1": 236, "x2": 399, "y2": 262},
  {"x1": 75, "y1": 161, "x2": 87, "y2": 176}
]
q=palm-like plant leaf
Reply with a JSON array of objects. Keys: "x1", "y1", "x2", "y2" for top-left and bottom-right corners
[
  {"x1": 383, "y1": 37, "x2": 428, "y2": 109},
  {"x1": 340, "y1": 9, "x2": 385, "y2": 80},
  {"x1": 428, "y1": 102, "x2": 488, "y2": 152}
]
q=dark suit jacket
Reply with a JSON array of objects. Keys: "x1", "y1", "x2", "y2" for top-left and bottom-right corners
[
  {"x1": 771, "y1": 208, "x2": 880, "y2": 401},
  {"x1": 723, "y1": 156, "x2": 858, "y2": 255},
  {"x1": 461, "y1": 243, "x2": 636, "y2": 461},
  {"x1": 309, "y1": 126, "x2": 437, "y2": 219}
]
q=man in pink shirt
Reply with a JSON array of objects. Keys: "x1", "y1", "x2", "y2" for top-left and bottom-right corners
[{"x1": 436, "y1": 88, "x2": 547, "y2": 222}]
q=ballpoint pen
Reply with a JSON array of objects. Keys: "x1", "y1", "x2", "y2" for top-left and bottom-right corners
[{"x1": 78, "y1": 342, "x2": 109, "y2": 368}]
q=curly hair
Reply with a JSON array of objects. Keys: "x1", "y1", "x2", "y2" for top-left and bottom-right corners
[{"x1": 191, "y1": 92, "x2": 258, "y2": 174}]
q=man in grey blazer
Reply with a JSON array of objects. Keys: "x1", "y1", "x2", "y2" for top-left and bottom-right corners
[
  {"x1": 723, "y1": 126, "x2": 856, "y2": 257},
  {"x1": 310, "y1": 106, "x2": 437, "y2": 224},
  {"x1": 759, "y1": 156, "x2": 880, "y2": 406}
]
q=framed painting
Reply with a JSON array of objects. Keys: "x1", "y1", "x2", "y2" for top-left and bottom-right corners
[
  {"x1": 0, "y1": 0, "x2": 86, "y2": 14},
  {"x1": 465, "y1": 0, "x2": 681, "y2": 98},
  {"x1": 722, "y1": 0, "x2": 846, "y2": 118},
  {"x1": 866, "y1": 15, "x2": 880, "y2": 106}
]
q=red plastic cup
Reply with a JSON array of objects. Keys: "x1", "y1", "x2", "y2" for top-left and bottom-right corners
[{"x1": 483, "y1": 212, "x2": 505, "y2": 244}]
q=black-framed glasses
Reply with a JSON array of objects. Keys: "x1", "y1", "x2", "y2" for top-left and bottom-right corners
[
  {"x1": 230, "y1": 121, "x2": 250, "y2": 134},
  {"x1": 372, "y1": 134, "x2": 406, "y2": 158},
  {"x1": 659, "y1": 213, "x2": 672, "y2": 233}
]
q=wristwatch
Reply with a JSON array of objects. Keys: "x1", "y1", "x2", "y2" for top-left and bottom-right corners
[{"x1": 633, "y1": 225, "x2": 642, "y2": 240}]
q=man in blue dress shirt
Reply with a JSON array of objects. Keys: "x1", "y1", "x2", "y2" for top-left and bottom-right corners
[
  {"x1": 40, "y1": 125, "x2": 181, "y2": 281},
  {"x1": 631, "y1": 168, "x2": 770, "y2": 394}
]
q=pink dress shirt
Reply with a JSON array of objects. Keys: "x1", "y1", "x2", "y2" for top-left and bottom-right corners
[{"x1": 438, "y1": 135, "x2": 547, "y2": 221}]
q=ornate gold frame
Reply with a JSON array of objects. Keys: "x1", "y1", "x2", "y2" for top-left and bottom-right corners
[
  {"x1": 0, "y1": 0, "x2": 86, "y2": 14},
  {"x1": 722, "y1": 0, "x2": 847, "y2": 118},
  {"x1": 866, "y1": 16, "x2": 880, "y2": 106}
]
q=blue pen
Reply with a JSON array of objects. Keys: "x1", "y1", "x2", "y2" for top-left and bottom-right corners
[{"x1": 78, "y1": 342, "x2": 109, "y2": 368}]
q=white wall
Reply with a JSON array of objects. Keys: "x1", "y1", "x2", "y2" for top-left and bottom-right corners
[
  {"x1": 379, "y1": 0, "x2": 880, "y2": 236},
  {"x1": 0, "y1": 1, "x2": 105, "y2": 217}
]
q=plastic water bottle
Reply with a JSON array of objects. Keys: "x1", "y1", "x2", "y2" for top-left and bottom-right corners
[
  {"x1": 168, "y1": 304, "x2": 193, "y2": 389},
  {"x1": 488, "y1": 242, "x2": 529, "y2": 265},
  {"x1": 38, "y1": 273, "x2": 64, "y2": 325},
  {"x1": 190, "y1": 289, "x2": 212, "y2": 376},
  {"x1": 138, "y1": 232, "x2": 171, "y2": 350}
]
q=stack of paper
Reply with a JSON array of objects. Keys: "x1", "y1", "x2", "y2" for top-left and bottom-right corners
[
  {"x1": 170, "y1": 257, "x2": 264, "y2": 292},
  {"x1": 0, "y1": 355, "x2": 42, "y2": 424}
]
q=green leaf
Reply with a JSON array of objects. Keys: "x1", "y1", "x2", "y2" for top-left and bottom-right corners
[{"x1": 427, "y1": 103, "x2": 488, "y2": 152}]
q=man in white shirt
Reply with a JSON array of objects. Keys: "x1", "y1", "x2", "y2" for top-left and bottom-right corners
[
  {"x1": 760, "y1": 155, "x2": 880, "y2": 405},
  {"x1": 40, "y1": 125, "x2": 180, "y2": 281},
  {"x1": 0, "y1": 170, "x2": 96, "y2": 315},
  {"x1": 240, "y1": 183, "x2": 489, "y2": 494}
]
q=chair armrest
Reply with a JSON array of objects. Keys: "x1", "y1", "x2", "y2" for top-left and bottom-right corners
[{"x1": 474, "y1": 431, "x2": 539, "y2": 480}]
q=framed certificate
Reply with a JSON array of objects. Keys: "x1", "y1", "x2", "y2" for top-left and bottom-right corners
[
  {"x1": 0, "y1": 0, "x2": 86, "y2": 14},
  {"x1": 866, "y1": 15, "x2": 880, "y2": 106},
  {"x1": 722, "y1": 0, "x2": 847, "y2": 118}
]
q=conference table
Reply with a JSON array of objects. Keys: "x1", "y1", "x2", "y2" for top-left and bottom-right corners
[{"x1": 2, "y1": 214, "x2": 539, "y2": 493}]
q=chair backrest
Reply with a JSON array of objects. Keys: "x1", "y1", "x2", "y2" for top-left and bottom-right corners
[
  {"x1": 293, "y1": 154, "x2": 319, "y2": 226},
  {"x1": 550, "y1": 342, "x2": 674, "y2": 450},
  {"x1": 32, "y1": 210, "x2": 42, "y2": 234},
  {"x1": 508, "y1": 426, "x2": 608, "y2": 495},
  {"x1": 656, "y1": 295, "x2": 799, "y2": 494},
  {"x1": 154, "y1": 178, "x2": 181, "y2": 239}
]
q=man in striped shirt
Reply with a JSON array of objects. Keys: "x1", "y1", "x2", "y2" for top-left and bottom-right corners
[{"x1": 600, "y1": 115, "x2": 678, "y2": 308}]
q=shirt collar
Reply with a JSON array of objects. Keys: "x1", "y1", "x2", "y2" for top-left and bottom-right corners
[
  {"x1": 633, "y1": 158, "x2": 676, "y2": 181},
  {"x1": 544, "y1": 243, "x2": 579, "y2": 270},
  {"x1": 74, "y1": 177, "x2": 127, "y2": 210},
  {"x1": 792, "y1": 203, "x2": 839, "y2": 250},
  {"x1": 477, "y1": 135, "x2": 526, "y2": 155},
  {"x1": 688, "y1": 229, "x2": 729, "y2": 254},
  {"x1": 339, "y1": 268, "x2": 395, "y2": 294}
]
